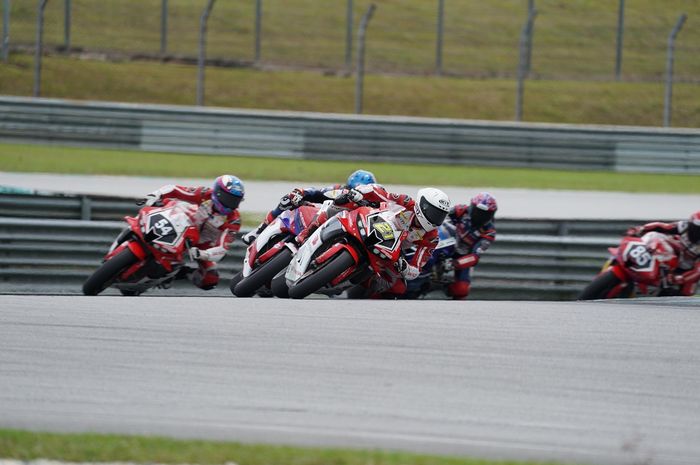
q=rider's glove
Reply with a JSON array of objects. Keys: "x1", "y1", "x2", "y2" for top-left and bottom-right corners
[
  {"x1": 395, "y1": 256, "x2": 419, "y2": 280},
  {"x1": 136, "y1": 192, "x2": 161, "y2": 207},
  {"x1": 334, "y1": 188, "x2": 363, "y2": 205},
  {"x1": 189, "y1": 247, "x2": 208, "y2": 261},
  {"x1": 625, "y1": 226, "x2": 643, "y2": 237},
  {"x1": 278, "y1": 189, "x2": 304, "y2": 211}
]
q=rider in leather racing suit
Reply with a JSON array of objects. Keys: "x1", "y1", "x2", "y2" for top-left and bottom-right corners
[
  {"x1": 137, "y1": 175, "x2": 244, "y2": 290},
  {"x1": 241, "y1": 169, "x2": 377, "y2": 245},
  {"x1": 445, "y1": 192, "x2": 498, "y2": 300},
  {"x1": 296, "y1": 184, "x2": 451, "y2": 297},
  {"x1": 626, "y1": 210, "x2": 700, "y2": 296}
]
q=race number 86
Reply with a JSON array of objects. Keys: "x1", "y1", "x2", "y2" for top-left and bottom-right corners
[{"x1": 627, "y1": 244, "x2": 652, "y2": 267}]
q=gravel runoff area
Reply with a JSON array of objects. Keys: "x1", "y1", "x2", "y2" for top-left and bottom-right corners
[{"x1": 2, "y1": 172, "x2": 700, "y2": 220}]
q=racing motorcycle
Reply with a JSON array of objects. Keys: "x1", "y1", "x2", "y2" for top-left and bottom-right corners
[
  {"x1": 578, "y1": 231, "x2": 680, "y2": 300},
  {"x1": 231, "y1": 203, "x2": 320, "y2": 297},
  {"x1": 82, "y1": 199, "x2": 200, "y2": 296},
  {"x1": 278, "y1": 201, "x2": 412, "y2": 299},
  {"x1": 402, "y1": 221, "x2": 457, "y2": 299}
]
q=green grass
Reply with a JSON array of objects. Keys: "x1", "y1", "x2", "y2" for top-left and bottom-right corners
[
  {"x1": 0, "y1": 428, "x2": 563, "y2": 465},
  {"x1": 1, "y1": 143, "x2": 698, "y2": 194},
  {"x1": 7, "y1": 0, "x2": 700, "y2": 80},
  {"x1": 2, "y1": 54, "x2": 700, "y2": 127}
]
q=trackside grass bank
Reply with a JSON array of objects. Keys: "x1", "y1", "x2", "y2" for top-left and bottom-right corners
[
  {"x1": 2, "y1": 55, "x2": 700, "y2": 128},
  {"x1": 0, "y1": 429, "x2": 564, "y2": 465},
  {"x1": 1, "y1": 143, "x2": 698, "y2": 194}
]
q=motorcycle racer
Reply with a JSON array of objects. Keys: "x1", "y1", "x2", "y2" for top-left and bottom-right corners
[
  {"x1": 296, "y1": 184, "x2": 451, "y2": 296},
  {"x1": 241, "y1": 169, "x2": 377, "y2": 245},
  {"x1": 625, "y1": 211, "x2": 700, "y2": 296},
  {"x1": 445, "y1": 192, "x2": 498, "y2": 300},
  {"x1": 137, "y1": 175, "x2": 244, "y2": 290}
]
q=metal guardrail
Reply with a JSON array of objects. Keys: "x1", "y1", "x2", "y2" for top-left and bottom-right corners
[
  {"x1": 0, "y1": 217, "x2": 615, "y2": 300},
  {"x1": 0, "y1": 192, "x2": 654, "y2": 236},
  {"x1": 2, "y1": 96, "x2": 700, "y2": 173}
]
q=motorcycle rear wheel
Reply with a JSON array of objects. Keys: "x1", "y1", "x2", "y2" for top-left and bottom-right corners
[
  {"x1": 288, "y1": 250, "x2": 355, "y2": 299},
  {"x1": 233, "y1": 248, "x2": 294, "y2": 297},
  {"x1": 578, "y1": 270, "x2": 623, "y2": 300},
  {"x1": 82, "y1": 247, "x2": 139, "y2": 296}
]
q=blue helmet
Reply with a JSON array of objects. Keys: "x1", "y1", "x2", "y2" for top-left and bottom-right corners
[
  {"x1": 212, "y1": 175, "x2": 244, "y2": 214},
  {"x1": 347, "y1": 169, "x2": 377, "y2": 189}
]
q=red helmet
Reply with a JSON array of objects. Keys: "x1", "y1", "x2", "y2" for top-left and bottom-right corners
[
  {"x1": 686, "y1": 210, "x2": 700, "y2": 245},
  {"x1": 469, "y1": 192, "x2": 498, "y2": 228}
]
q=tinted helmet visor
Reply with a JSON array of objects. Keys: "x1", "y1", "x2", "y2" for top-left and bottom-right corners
[
  {"x1": 215, "y1": 185, "x2": 243, "y2": 210},
  {"x1": 420, "y1": 197, "x2": 448, "y2": 227},
  {"x1": 689, "y1": 222, "x2": 700, "y2": 244},
  {"x1": 470, "y1": 207, "x2": 494, "y2": 228}
]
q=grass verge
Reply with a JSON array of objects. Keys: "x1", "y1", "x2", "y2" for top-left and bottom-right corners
[
  {"x1": 0, "y1": 143, "x2": 698, "y2": 194},
  {"x1": 0, "y1": 428, "x2": 561, "y2": 465},
  {"x1": 2, "y1": 54, "x2": 700, "y2": 127}
]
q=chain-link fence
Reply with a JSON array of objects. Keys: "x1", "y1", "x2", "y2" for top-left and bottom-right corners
[{"x1": 4, "y1": 0, "x2": 699, "y2": 80}]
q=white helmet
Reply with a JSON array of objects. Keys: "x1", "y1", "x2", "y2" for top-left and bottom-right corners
[{"x1": 414, "y1": 188, "x2": 450, "y2": 232}]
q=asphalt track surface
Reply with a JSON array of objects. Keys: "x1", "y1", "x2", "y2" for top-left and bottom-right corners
[
  {"x1": 2, "y1": 172, "x2": 700, "y2": 219},
  {"x1": 2, "y1": 296, "x2": 699, "y2": 465}
]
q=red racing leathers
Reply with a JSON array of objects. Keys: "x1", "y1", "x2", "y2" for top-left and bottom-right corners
[
  {"x1": 446, "y1": 204, "x2": 497, "y2": 299},
  {"x1": 149, "y1": 184, "x2": 242, "y2": 290},
  {"x1": 628, "y1": 220, "x2": 700, "y2": 296},
  {"x1": 297, "y1": 184, "x2": 439, "y2": 296}
]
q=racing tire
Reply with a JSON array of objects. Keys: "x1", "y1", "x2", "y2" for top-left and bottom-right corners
[
  {"x1": 288, "y1": 250, "x2": 355, "y2": 300},
  {"x1": 82, "y1": 247, "x2": 139, "y2": 296},
  {"x1": 233, "y1": 248, "x2": 294, "y2": 297},
  {"x1": 578, "y1": 270, "x2": 623, "y2": 300},
  {"x1": 119, "y1": 289, "x2": 141, "y2": 296},
  {"x1": 270, "y1": 270, "x2": 290, "y2": 299},
  {"x1": 229, "y1": 271, "x2": 243, "y2": 295}
]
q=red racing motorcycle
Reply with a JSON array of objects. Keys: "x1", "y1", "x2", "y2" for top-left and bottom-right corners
[
  {"x1": 82, "y1": 199, "x2": 200, "y2": 296},
  {"x1": 231, "y1": 203, "x2": 320, "y2": 297},
  {"x1": 279, "y1": 201, "x2": 412, "y2": 299},
  {"x1": 578, "y1": 231, "x2": 680, "y2": 300}
]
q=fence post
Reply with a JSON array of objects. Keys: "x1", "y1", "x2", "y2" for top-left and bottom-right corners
[
  {"x1": 355, "y1": 3, "x2": 376, "y2": 114},
  {"x1": 160, "y1": 0, "x2": 167, "y2": 56},
  {"x1": 524, "y1": 0, "x2": 534, "y2": 75},
  {"x1": 63, "y1": 0, "x2": 70, "y2": 51},
  {"x1": 515, "y1": 7, "x2": 536, "y2": 121},
  {"x1": 345, "y1": 0, "x2": 353, "y2": 71},
  {"x1": 663, "y1": 13, "x2": 687, "y2": 127},
  {"x1": 34, "y1": 0, "x2": 49, "y2": 98},
  {"x1": 2, "y1": 0, "x2": 9, "y2": 62},
  {"x1": 196, "y1": 0, "x2": 216, "y2": 106},
  {"x1": 80, "y1": 196, "x2": 92, "y2": 221},
  {"x1": 254, "y1": 0, "x2": 262, "y2": 64},
  {"x1": 435, "y1": 0, "x2": 445, "y2": 75},
  {"x1": 615, "y1": 0, "x2": 624, "y2": 80}
]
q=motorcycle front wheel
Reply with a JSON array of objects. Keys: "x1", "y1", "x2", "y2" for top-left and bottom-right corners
[
  {"x1": 578, "y1": 269, "x2": 623, "y2": 300},
  {"x1": 233, "y1": 248, "x2": 294, "y2": 297},
  {"x1": 270, "y1": 270, "x2": 290, "y2": 298},
  {"x1": 82, "y1": 247, "x2": 139, "y2": 296},
  {"x1": 288, "y1": 250, "x2": 355, "y2": 300}
]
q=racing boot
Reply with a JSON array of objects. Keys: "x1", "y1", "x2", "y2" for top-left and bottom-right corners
[
  {"x1": 242, "y1": 211, "x2": 276, "y2": 245},
  {"x1": 242, "y1": 222, "x2": 266, "y2": 245}
]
